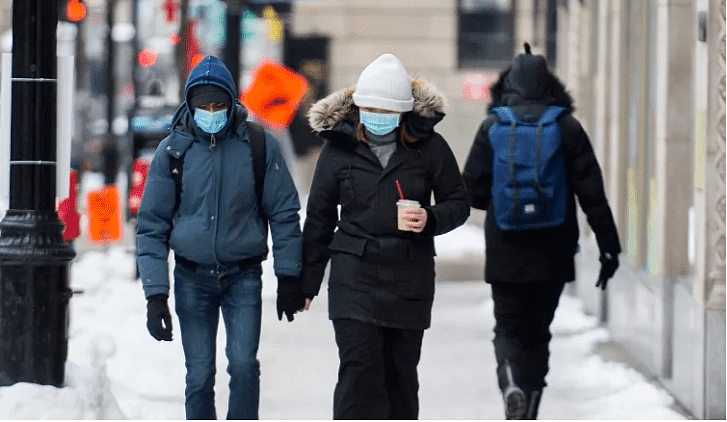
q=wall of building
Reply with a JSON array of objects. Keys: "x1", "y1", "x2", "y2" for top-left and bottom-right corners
[{"x1": 551, "y1": 0, "x2": 725, "y2": 418}]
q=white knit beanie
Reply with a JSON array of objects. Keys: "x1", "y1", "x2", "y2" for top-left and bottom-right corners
[{"x1": 352, "y1": 54, "x2": 413, "y2": 112}]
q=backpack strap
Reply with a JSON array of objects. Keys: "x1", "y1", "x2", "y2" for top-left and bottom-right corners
[
  {"x1": 507, "y1": 120, "x2": 520, "y2": 221},
  {"x1": 246, "y1": 121, "x2": 268, "y2": 231}
]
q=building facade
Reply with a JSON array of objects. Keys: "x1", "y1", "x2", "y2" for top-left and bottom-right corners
[
  {"x1": 290, "y1": 0, "x2": 725, "y2": 419},
  {"x1": 550, "y1": 1, "x2": 725, "y2": 419}
]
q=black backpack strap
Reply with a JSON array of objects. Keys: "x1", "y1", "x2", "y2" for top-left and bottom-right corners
[
  {"x1": 246, "y1": 121, "x2": 268, "y2": 229},
  {"x1": 170, "y1": 153, "x2": 185, "y2": 219}
]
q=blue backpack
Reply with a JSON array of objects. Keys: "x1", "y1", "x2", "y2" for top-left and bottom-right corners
[{"x1": 488, "y1": 105, "x2": 568, "y2": 231}]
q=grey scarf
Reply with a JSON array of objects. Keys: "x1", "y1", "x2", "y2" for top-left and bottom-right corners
[{"x1": 364, "y1": 128, "x2": 397, "y2": 168}]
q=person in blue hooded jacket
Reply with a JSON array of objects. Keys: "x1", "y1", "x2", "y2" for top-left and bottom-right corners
[{"x1": 136, "y1": 56, "x2": 306, "y2": 419}]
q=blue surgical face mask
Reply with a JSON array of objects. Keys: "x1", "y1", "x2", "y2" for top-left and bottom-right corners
[
  {"x1": 359, "y1": 110, "x2": 400, "y2": 136},
  {"x1": 194, "y1": 108, "x2": 228, "y2": 134}
]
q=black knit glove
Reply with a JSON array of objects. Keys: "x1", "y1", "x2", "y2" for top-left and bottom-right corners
[
  {"x1": 595, "y1": 252, "x2": 619, "y2": 290},
  {"x1": 146, "y1": 294, "x2": 173, "y2": 341},
  {"x1": 277, "y1": 276, "x2": 305, "y2": 322}
]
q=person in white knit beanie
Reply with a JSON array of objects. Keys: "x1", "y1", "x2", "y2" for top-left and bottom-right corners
[
  {"x1": 302, "y1": 53, "x2": 470, "y2": 419},
  {"x1": 352, "y1": 53, "x2": 414, "y2": 113}
]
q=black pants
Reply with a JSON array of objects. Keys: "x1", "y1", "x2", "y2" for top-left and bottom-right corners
[
  {"x1": 491, "y1": 281, "x2": 566, "y2": 394},
  {"x1": 332, "y1": 319, "x2": 425, "y2": 420}
]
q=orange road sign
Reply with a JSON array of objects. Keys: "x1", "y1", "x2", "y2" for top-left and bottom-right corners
[
  {"x1": 241, "y1": 60, "x2": 309, "y2": 129},
  {"x1": 86, "y1": 186, "x2": 123, "y2": 244}
]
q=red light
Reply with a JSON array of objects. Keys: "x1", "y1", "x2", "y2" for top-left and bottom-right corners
[
  {"x1": 138, "y1": 48, "x2": 158, "y2": 68},
  {"x1": 169, "y1": 34, "x2": 181, "y2": 45},
  {"x1": 162, "y1": 0, "x2": 178, "y2": 23},
  {"x1": 67, "y1": 0, "x2": 86, "y2": 22}
]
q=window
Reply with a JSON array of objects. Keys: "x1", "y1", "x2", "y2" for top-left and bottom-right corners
[{"x1": 458, "y1": 0, "x2": 515, "y2": 68}]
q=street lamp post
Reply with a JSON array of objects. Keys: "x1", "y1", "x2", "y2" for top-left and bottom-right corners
[
  {"x1": 224, "y1": 0, "x2": 245, "y2": 91},
  {"x1": 103, "y1": 0, "x2": 118, "y2": 186},
  {"x1": 0, "y1": 0, "x2": 76, "y2": 387}
]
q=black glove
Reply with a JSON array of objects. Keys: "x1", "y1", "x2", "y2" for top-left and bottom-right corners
[
  {"x1": 277, "y1": 276, "x2": 306, "y2": 322},
  {"x1": 146, "y1": 294, "x2": 173, "y2": 341},
  {"x1": 596, "y1": 252, "x2": 619, "y2": 290}
]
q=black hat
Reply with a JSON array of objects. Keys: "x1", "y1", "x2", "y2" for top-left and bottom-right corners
[{"x1": 188, "y1": 84, "x2": 231, "y2": 110}]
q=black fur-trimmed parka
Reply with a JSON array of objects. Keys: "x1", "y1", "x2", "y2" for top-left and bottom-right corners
[
  {"x1": 303, "y1": 79, "x2": 470, "y2": 330},
  {"x1": 462, "y1": 51, "x2": 621, "y2": 285}
]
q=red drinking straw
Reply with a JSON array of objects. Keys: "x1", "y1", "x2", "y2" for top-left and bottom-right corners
[{"x1": 395, "y1": 180, "x2": 405, "y2": 200}]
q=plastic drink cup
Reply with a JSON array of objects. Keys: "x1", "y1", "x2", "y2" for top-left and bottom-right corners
[{"x1": 396, "y1": 199, "x2": 421, "y2": 231}]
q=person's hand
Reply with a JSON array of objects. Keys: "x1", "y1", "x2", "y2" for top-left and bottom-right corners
[
  {"x1": 596, "y1": 252, "x2": 619, "y2": 290},
  {"x1": 400, "y1": 208, "x2": 428, "y2": 233},
  {"x1": 146, "y1": 294, "x2": 173, "y2": 341},
  {"x1": 277, "y1": 276, "x2": 306, "y2": 322}
]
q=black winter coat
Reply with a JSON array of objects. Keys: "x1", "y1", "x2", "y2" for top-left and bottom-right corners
[
  {"x1": 462, "y1": 52, "x2": 621, "y2": 284},
  {"x1": 303, "y1": 81, "x2": 470, "y2": 330}
]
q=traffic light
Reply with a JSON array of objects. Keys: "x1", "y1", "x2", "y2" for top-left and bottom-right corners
[{"x1": 65, "y1": 0, "x2": 86, "y2": 22}]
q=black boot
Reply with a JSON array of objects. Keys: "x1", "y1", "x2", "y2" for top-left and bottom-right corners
[
  {"x1": 525, "y1": 389, "x2": 542, "y2": 420},
  {"x1": 502, "y1": 361, "x2": 527, "y2": 419}
]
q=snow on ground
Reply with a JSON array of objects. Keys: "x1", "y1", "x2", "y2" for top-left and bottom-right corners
[{"x1": 0, "y1": 224, "x2": 688, "y2": 419}]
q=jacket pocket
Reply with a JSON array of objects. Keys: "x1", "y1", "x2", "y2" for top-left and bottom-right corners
[{"x1": 328, "y1": 230, "x2": 368, "y2": 256}]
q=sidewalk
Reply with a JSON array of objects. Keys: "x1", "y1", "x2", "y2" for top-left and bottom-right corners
[
  {"x1": 254, "y1": 276, "x2": 688, "y2": 420},
  {"x1": 67, "y1": 218, "x2": 690, "y2": 419}
]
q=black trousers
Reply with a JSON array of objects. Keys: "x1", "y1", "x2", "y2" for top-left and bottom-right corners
[
  {"x1": 491, "y1": 281, "x2": 566, "y2": 394},
  {"x1": 332, "y1": 319, "x2": 425, "y2": 420}
]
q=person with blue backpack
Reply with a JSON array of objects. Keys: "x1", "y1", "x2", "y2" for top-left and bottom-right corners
[
  {"x1": 136, "y1": 56, "x2": 306, "y2": 419},
  {"x1": 462, "y1": 44, "x2": 621, "y2": 419}
]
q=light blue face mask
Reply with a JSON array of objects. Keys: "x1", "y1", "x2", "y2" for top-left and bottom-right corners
[
  {"x1": 359, "y1": 110, "x2": 400, "y2": 136},
  {"x1": 194, "y1": 108, "x2": 228, "y2": 134}
]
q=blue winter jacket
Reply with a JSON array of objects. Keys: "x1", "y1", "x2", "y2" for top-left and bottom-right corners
[{"x1": 137, "y1": 56, "x2": 302, "y2": 298}]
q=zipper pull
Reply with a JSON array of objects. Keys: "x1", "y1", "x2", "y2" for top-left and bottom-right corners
[{"x1": 210, "y1": 134, "x2": 216, "y2": 149}]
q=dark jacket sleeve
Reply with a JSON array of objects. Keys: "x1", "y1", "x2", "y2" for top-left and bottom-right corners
[
  {"x1": 301, "y1": 142, "x2": 340, "y2": 297},
  {"x1": 426, "y1": 134, "x2": 471, "y2": 235},
  {"x1": 559, "y1": 115, "x2": 622, "y2": 255},
  {"x1": 462, "y1": 116, "x2": 497, "y2": 210}
]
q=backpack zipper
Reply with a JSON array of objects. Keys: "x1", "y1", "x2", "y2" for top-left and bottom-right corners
[{"x1": 210, "y1": 134, "x2": 216, "y2": 149}]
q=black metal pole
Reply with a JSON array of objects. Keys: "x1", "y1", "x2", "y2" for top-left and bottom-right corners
[
  {"x1": 131, "y1": 0, "x2": 139, "y2": 111},
  {"x1": 224, "y1": 0, "x2": 244, "y2": 92},
  {"x1": 103, "y1": 0, "x2": 118, "y2": 186},
  {"x1": 0, "y1": 0, "x2": 76, "y2": 387}
]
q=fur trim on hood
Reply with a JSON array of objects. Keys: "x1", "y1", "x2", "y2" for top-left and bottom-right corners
[{"x1": 308, "y1": 79, "x2": 447, "y2": 132}]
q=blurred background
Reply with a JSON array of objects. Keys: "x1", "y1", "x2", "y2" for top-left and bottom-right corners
[{"x1": 0, "y1": 0, "x2": 724, "y2": 419}]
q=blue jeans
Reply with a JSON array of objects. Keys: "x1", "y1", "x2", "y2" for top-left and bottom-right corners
[{"x1": 174, "y1": 261, "x2": 263, "y2": 420}]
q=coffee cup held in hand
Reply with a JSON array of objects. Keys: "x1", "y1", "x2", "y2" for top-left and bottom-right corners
[{"x1": 396, "y1": 199, "x2": 421, "y2": 231}]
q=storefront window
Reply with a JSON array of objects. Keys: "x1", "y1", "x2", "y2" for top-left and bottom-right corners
[{"x1": 458, "y1": 0, "x2": 514, "y2": 68}]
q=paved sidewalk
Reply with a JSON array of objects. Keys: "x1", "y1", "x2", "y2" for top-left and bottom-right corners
[{"x1": 251, "y1": 278, "x2": 687, "y2": 420}]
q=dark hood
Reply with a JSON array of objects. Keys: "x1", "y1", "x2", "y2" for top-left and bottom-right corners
[
  {"x1": 307, "y1": 78, "x2": 448, "y2": 144},
  {"x1": 169, "y1": 56, "x2": 249, "y2": 138},
  {"x1": 488, "y1": 52, "x2": 574, "y2": 113},
  {"x1": 184, "y1": 56, "x2": 237, "y2": 112}
]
